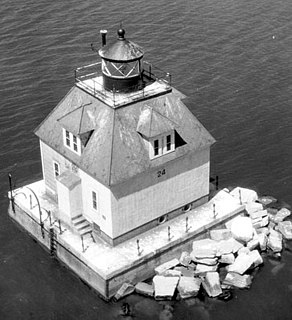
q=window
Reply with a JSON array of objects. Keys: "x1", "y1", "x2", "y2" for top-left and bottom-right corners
[
  {"x1": 63, "y1": 129, "x2": 81, "y2": 155},
  {"x1": 53, "y1": 161, "x2": 60, "y2": 178},
  {"x1": 154, "y1": 139, "x2": 159, "y2": 156},
  {"x1": 92, "y1": 191, "x2": 97, "y2": 210},
  {"x1": 150, "y1": 132, "x2": 175, "y2": 159},
  {"x1": 166, "y1": 135, "x2": 171, "y2": 151},
  {"x1": 65, "y1": 130, "x2": 70, "y2": 147}
]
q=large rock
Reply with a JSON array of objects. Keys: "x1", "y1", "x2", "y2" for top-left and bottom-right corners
[
  {"x1": 227, "y1": 250, "x2": 263, "y2": 274},
  {"x1": 179, "y1": 251, "x2": 192, "y2": 267},
  {"x1": 230, "y1": 187, "x2": 258, "y2": 204},
  {"x1": 114, "y1": 283, "x2": 135, "y2": 301},
  {"x1": 202, "y1": 272, "x2": 222, "y2": 297},
  {"x1": 249, "y1": 209, "x2": 268, "y2": 220},
  {"x1": 267, "y1": 229, "x2": 283, "y2": 253},
  {"x1": 153, "y1": 275, "x2": 179, "y2": 300},
  {"x1": 257, "y1": 195, "x2": 277, "y2": 206},
  {"x1": 192, "y1": 238, "x2": 217, "y2": 258},
  {"x1": 135, "y1": 282, "x2": 154, "y2": 297},
  {"x1": 246, "y1": 230, "x2": 259, "y2": 250},
  {"x1": 274, "y1": 208, "x2": 291, "y2": 223},
  {"x1": 219, "y1": 253, "x2": 235, "y2": 265},
  {"x1": 177, "y1": 277, "x2": 201, "y2": 299},
  {"x1": 216, "y1": 238, "x2": 243, "y2": 256},
  {"x1": 258, "y1": 232, "x2": 268, "y2": 251},
  {"x1": 223, "y1": 272, "x2": 252, "y2": 289},
  {"x1": 191, "y1": 256, "x2": 218, "y2": 266},
  {"x1": 231, "y1": 216, "x2": 253, "y2": 243},
  {"x1": 194, "y1": 263, "x2": 218, "y2": 275},
  {"x1": 245, "y1": 202, "x2": 263, "y2": 215},
  {"x1": 277, "y1": 221, "x2": 292, "y2": 240},
  {"x1": 210, "y1": 229, "x2": 232, "y2": 241},
  {"x1": 155, "y1": 258, "x2": 180, "y2": 275},
  {"x1": 174, "y1": 266, "x2": 195, "y2": 277},
  {"x1": 162, "y1": 269, "x2": 182, "y2": 277}
]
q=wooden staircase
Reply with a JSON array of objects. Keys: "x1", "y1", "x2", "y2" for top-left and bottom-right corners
[{"x1": 71, "y1": 215, "x2": 95, "y2": 241}]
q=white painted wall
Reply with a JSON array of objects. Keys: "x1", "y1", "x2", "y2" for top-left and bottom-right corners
[
  {"x1": 110, "y1": 148, "x2": 210, "y2": 238},
  {"x1": 40, "y1": 141, "x2": 113, "y2": 237},
  {"x1": 79, "y1": 170, "x2": 113, "y2": 238}
]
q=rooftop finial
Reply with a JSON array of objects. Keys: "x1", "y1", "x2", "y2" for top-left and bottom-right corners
[{"x1": 117, "y1": 23, "x2": 125, "y2": 40}]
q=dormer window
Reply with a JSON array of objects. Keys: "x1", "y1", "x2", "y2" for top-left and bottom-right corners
[
  {"x1": 150, "y1": 132, "x2": 175, "y2": 159},
  {"x1": 63, "y1": 129, "x2": 81, "y2": 155}
]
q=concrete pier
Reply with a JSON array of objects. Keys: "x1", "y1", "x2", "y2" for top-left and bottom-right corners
[{"x1": 8, "y1": 180, "x2": 244, "y2": 300}]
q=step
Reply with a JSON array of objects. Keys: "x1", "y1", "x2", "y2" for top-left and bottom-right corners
[
  {"x1": 72, "y1": 217, "x2": 86, "y2": 225},
  {"x1": 80, "y1": 226, "x2": 93, "y2": 236},
  {"x1": 72, "y1": 214, "x2": 83, "y2": 222},
  {"x1": 76, "y1": 222, "x2": 91, "y2": 231},
  {"x1": 74, "y1": 219, "x2": 88, "y2": 227}
]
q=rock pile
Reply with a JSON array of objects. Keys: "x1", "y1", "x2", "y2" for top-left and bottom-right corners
[{"x1": 114, "y1": 188, "x2": 292, "y2": 301}]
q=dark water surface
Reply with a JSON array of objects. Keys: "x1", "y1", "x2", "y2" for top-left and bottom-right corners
[{"x1": 0, "y1": 0, "x2": 292, "y2": 319}]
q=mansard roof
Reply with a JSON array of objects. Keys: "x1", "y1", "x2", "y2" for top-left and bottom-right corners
[{"x1": 35, "y1": 86, "x2": 215, "y2": 186}]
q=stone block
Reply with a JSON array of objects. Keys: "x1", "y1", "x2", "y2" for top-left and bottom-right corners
[
  {"x1": 256, "y1": 227, "x2": 269, "y2": 235},
  {"x1": 216, "y1": 238, "x2": 243, "y2": 256},
  {"x1": 249, "y1": 249, "x2": 263, "y2": 267},
  {"x1": 192, "y1": 238, "x2": 217, "y2": 258},
  {"x1": 249, "y1": 209, "x2": 268, "y2": 220},
  {"x1": 155, "y1": 258, "x2": 180, "y2": 275},
  {"x1": 210, "y1": 229, "x2": 232, "y2": 241},
  {"x1": 177, "y1": 277, "x2": 201, "y2": 299},
  {"x1": 231, "y1": 216, "x2": 253, "y2": 243},
  {"x1": 258, "y1": 232, "x2": 268, "y2": 251},
  {"x1": 267, "y1": 229, "x2": 283, "y2": 253},
  {"x1": 135, "y1": 282, "x2": 154, "y2": 297},
  {"x1": 230, "y1": 187, "x2": 258, "y2": 204},
  {"x1": 114, "y1": 283, "x2": 135, "y2": 301},
  {"x1": 162, "y1": 269, "x2": 182, "y2": 277},
  {"x1": 191, "y1": 256, "x2": 218, "y2": 266},
  {"x1": 223, "y1": 272, "x2": 252, "y2": 289},
  {"x1": 219, "y1": 253, "x2": 235, "y2": 265},
  {"x1": 174, "y1": 266, "x2": 195, "y2": 277},
  {"x1": 274, "y1": 208, "x2": 291, "y2": 223},
  {"x1": 227, "y1": 250, "x2": 262, "y2": 274},
  {"x1": 277, "y1": 221, "x2": 292, "y2": 240},
  {"x1": 257, "y1": 195, "x2": 277, "y2": 206},
  {"x1": 202, "y1": 272, "x2": 222, "y2": 297},
  {"x1": 245, "y1": 202, "x2": 264, "y2": 215},
  {"x1": 179, "y1": 251, "x2": 192, "y2": 267},
  {"x1": 153, "y1": 275, "x2": 179, "y2": 300},
  {"x1": 237, "y1": 247, "x2": 250, "y2": 255},
  {"x1": 194, "y1": 263, "x2": 218, "y2": 275}
]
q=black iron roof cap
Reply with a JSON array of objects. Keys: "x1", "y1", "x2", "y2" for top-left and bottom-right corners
[{"x1": 99, "y1": 28, "x2": 144, "y2": 63}]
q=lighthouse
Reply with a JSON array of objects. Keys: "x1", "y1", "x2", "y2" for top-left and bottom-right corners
[{"x1": 34, "y1": 28, "x2": 215, "y2": 246}]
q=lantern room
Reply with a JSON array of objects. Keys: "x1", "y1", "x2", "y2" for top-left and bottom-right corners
[{"x1": 98, "y1": 28, "x2": 144, "y2": 93}]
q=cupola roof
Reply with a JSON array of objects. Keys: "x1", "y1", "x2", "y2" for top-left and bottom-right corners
[{"x1": 98, "y1": 28, "x2": 144, "y2": 62}]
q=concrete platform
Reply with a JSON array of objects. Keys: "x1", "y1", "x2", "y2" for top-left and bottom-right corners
[{"x1": 8, "y1": 180, "x2": 244, "y2": 300}]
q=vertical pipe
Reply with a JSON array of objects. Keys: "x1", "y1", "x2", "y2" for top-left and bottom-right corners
[
  {"x1": 136, "y1": 239, "x2": 140, "y2": 256},
  {"x1": 8, "y1": 173, "x2": 15, "y2": 213},
  {"x1": 239, "y1": 189, "x2": 242, "y2": 205}
]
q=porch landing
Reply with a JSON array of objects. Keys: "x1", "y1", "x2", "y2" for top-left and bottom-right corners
[{"x1": 8, "y1": 180, "x2": 244, "y2": 299}]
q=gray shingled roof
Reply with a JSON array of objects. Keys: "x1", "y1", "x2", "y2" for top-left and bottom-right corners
[{"x1": 35, "y1": 86, "x2": 215, "y2": 187}]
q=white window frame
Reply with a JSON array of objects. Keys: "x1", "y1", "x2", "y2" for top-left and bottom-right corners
[
  {"x1": 150, "y1": 132, "x2": 175, "y2": 159},
  {"x1": 53, "y1": 161, "x2": 60, "y2": 178},
  {"x1": 92, "y1": 190, "x2": 98, "y2": 211},
  {"x1": 63, "y1": 129, "x2": 81, "y2": 155}
]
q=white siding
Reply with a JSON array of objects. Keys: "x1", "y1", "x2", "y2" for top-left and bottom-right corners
[
  {"x1": 111, "y1": 148, "x2": 210, "y2": 238},
  {"x1": 79, "y1": 170, "x2": 113, "y2": 238}
]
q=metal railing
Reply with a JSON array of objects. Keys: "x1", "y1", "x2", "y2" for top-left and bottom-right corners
[{"x1": 74, "y1": 61, "x2": 172, "y2": 107}]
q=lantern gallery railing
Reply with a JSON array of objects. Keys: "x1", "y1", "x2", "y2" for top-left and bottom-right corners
[{"x1": 74, "y1": 61, "x2": 172, "y2": 107}]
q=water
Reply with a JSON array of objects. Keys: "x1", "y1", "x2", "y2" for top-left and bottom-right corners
[{"x1": 0, "y1": 0, "x2": 292, "y2": 318}]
